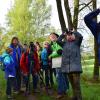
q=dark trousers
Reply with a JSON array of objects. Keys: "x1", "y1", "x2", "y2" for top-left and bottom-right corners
[
  {"x1": 6, "y1": 77, "x2": 17, "y2": 95},
  {"x1": 32, "y1": 73, "x2": 38, "y2": 90},
  {"x1": 68, "y1": 73, "x2": 82, "y2": 100},
  {"x1": 44, "y1": 68, "x2": 50, "y2": 87},
  {"x1": 38, "y1": 70, "x2": 44, "y2": 87},
  {"x1": 49, "y1": 68, "x2": 56, "y2": 86},
  {"x1": 16, "y1": 67, "x2": 21, "y2": 91},
  {"x1": 23, "y1": 73, "x2": 38, "y2": 91}
]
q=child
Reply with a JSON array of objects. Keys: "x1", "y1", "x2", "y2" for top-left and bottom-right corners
[
  {"x1": 20, "y1": 42, "x2": 40, "y2": 95},
  {"x1": 9, "y1": 37, "x2": 22, "y2": 92},
  {"x1": 2, "y1": 47, "x2": 17, "y2": 99},
  {"x1": 35, "y1": 42, "x2": 44, "y2": 88},
  {"x1": 57, "y1": 30, "x2": 83, "y2": 100},
  {"x1": 49, "y1": 32, "x2": 69, "y2": 99},
  {"x1": 41, "y1": 41, "x2": 50, "y2": 93}
]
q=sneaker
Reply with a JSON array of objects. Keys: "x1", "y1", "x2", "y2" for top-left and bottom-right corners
[
  {"x1": 13, "y1": 91, "x2": 19, "y2": 95},
  {"x1": 7, "y1": 95, "x2": 13, "y2": 99}
]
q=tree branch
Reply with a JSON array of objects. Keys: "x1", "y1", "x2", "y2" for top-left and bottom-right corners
[
  {"x1": 64, "y1": 0, "x2": 73, "y2": 30},
  {"x1": 79, "y1": 1, "x2": 92, "y2": 12}
]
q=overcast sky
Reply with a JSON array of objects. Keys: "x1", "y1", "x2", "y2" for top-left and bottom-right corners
[{"x1": 0, "y1": 0, "x2": 100, "y2": 29}]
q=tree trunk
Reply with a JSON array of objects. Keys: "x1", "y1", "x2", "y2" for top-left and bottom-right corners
[
  {"x1": 93, "y1": 0, "x2": 99, "y2": 81},
  {"x1": 64, "y1": 0, "x2": 73, "y2": 30},
  {"x1": 73, "y1": 0, "x2": 79, "y2": 31},
  {"x1": 56, "y1": 0, "x2": 67, "y2": 32}
]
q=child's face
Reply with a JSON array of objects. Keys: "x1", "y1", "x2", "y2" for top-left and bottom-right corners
[
  {"x1": 44, "y1": 43, "x2": 48, "y2": 48},
  {"x1": 36, "y1": 45, "x2": 40, "y2": 51},
  {"x1": 49, "y1": 34, "x2": 57, "y2": 41}
]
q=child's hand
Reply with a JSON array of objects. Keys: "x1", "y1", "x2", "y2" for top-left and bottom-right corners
[
  {"x1": 48, "y1": 56, "x2": 51, "y2": 60},
  {"x1": 71, "y1": 34, "x2": 75, "y2": 40},
  {"x1": 62, "y1": 32, "x2": 66, "y2": 35}
]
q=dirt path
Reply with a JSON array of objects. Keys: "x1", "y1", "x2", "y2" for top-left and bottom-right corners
[
  {"x1": 27, "y1": 95, "x2": 37, "y2": 100},
  {"x1": 15, "y1": 87, "x2": 71, "y2": 100}
]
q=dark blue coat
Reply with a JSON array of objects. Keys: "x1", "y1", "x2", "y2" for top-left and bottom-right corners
[
  {"x1": 9, "y1": 44, "x2": 22, "y2": 68},
  {"x1": 84, "y1": 9, "x2": 100, "y2": 63},
  {"x1": 2, "y1": 52, "x2": 16, "y2": 78}
]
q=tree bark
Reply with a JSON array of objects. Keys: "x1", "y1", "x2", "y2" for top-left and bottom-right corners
[
  {"x1": 92, "y1": 0, "x2": 99, "y2": 81},
  {"x1": 64, "y1": 0, "x2": 73, "y2": 30},
  {"x1": 56, "y1": 0, "x2": 67, "y2": 32},
  {"x1": 73, "y1": 0, "x2": 79, "y2": 31}
]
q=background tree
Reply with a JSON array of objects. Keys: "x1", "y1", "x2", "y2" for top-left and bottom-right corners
[
  {"x1": 6, "y1": 0, "x2": 51, "y2": 43},
  {"x1": 56, "y1": 0, "x2": 92, "y2": 31},
  {"x1": 92, "y1": 0, "x2": 99, "y2": 81},
  {"x1": 56, "y1": 0, "x2": 67, "y2": 32}
]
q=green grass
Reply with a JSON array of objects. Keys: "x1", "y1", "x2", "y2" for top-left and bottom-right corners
[
  {"x1": 81, "y1": 59, "x2": 94, "y2": 65},
  {"x1": 0, "y1": 59, "x2": 100, "y2": 100}
]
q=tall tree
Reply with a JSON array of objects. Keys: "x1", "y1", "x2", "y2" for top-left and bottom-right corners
[
  {"x1": 57, "y1": 0, "x2": 92, "y2": 31},
  {"x1": 7, "y1": 0, "x2": 32, "y2": 41},
  {"x1": 7, "y1": 0, "x2": 51, "y2": 42},
  {"x1": 64, "y1": 0, "x2": 73, "y2": 30},
  {"x1": 73, "y1": 0, "x2": 79, "y2": 30},
  {"x1": 30, "y1": 0, "x2": 51, "y2": 38},
  {"x1": 92, "y1": 0, "x2": 99, "y2": 81},
  {"x1": 56, "y1": 0, "x2": 67, "y2": 32}
]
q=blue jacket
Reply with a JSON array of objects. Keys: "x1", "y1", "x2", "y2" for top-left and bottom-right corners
[
  {"x1": 9, "y1": 44, "x2": 22, "y2": 68},
  {"x1": 2, "y1": 52, "x2": 16, "y2": 78},
  {"x1": 41, "y1": 48, "x2": 48, "y2": 66},
  {"x1": 84, "y1": 9, "x2": 100, "y2": 63}
]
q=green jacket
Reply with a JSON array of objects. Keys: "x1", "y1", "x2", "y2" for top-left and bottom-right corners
[{"x1": 49, "y1": 42, "x2": 62, "y2": 58}]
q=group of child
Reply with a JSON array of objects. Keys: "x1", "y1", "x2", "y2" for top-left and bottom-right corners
[{"x1": 0, "y1": 29, "x2": 83, "y2": 100}]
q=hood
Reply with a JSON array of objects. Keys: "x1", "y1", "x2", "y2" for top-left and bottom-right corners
[{"x1": 2, "y1": 52, "x2": 9, "y2": 58}]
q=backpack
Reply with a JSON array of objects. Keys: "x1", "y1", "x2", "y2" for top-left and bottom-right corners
[{"x1": 0, "y1": 55, "x2": 8, "y2": 71}]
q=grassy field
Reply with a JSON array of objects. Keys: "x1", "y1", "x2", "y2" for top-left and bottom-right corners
[{"x1": 0, "y1": 58, "x2": 100, "y2": 100}]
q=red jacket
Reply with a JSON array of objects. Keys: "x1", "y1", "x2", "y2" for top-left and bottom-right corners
[{"x1": 20, "y1": 51, "x2": 40, "y2": 75}]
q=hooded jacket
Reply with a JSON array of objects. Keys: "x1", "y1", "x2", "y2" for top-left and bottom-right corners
[
  {"x1": 20, "y1": 51, "x2": 40, "y2": 75},
  {"x1": 2, "y1": 52, "x2": 16, "y2": 78}
]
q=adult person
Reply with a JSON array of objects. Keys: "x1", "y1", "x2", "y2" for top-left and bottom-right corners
[
  {"x1": 35, "y1": 42, "x2": 44, "y2": 88},
  {"x1": 57, "y1": 30, "x2": 83, "y2": 100},
  {"x1": 9, "y1": 37, "x2": 23, "y2": 92},
  {"x1": 84, "y1": 8, "x2": 100, "y2": 63}
]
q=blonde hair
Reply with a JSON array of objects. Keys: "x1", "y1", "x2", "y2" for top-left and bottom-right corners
[{"x1": 43, "y1": 41, "x2": 49, "y2": 47}]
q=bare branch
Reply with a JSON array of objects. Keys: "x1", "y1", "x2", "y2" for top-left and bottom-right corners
[{"x1": 79, "y1": 0, "x2": 92, "y2": 12}]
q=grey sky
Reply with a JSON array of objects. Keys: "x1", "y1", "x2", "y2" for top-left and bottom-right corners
[{"x1": 0, "y1": 0, "x2": 100, "y2": 30}]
